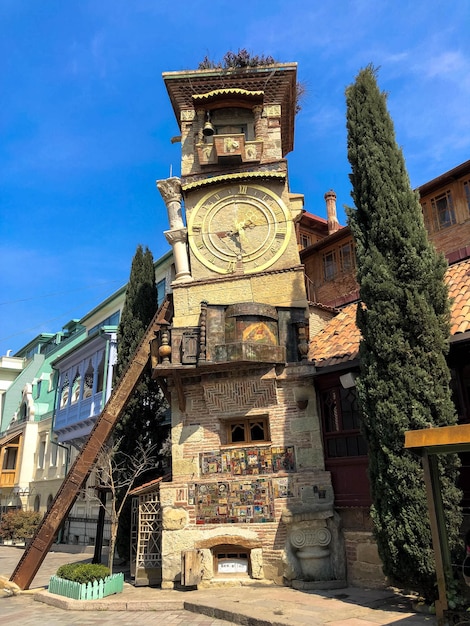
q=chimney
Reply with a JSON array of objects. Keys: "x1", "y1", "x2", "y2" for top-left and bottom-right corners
[{"x1": 324, "y1": 190, "x2": 340, "y2": 235}]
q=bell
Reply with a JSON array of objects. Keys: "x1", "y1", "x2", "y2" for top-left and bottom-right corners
[{"x1": 203, "y1": 120, "x2": 215, "y2": 136}]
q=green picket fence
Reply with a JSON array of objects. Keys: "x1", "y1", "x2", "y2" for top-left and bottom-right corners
[{"x1": 48, "y1": 572, "x2": 124, "y2": 600}]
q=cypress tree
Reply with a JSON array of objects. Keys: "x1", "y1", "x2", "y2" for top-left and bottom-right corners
[
  {"x1": 113, "y1": 244, "x2": 167, "y2": 559},
  {"x1": 345, "y1": 65, "x2": 462, "y2": 599}
]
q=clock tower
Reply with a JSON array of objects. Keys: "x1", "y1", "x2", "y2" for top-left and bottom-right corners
[{"x1": 150, "y1": 63, "x2": 343, "y2": 591}]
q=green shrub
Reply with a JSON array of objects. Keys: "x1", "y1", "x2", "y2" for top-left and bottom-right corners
[
  {"x1": 0, "y1": 509, "x2": 41, "y2": 540},
  {"x1": 56, "y1": 563, "x2": 110, "y2": 584},
  {"x1": 55, "y1": 563, "x2": 79, "y2": 580}
]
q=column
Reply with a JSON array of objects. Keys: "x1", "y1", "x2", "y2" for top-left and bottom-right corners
[{"x1": 157, "y1": 177, "x2": 192, "y2": 282}]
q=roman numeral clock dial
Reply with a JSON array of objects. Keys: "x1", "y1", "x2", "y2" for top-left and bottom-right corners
[{"x1": 188, "y1": 184, "x2": 292, "y2": 275}]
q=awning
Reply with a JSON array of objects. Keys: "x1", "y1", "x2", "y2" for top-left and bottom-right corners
[{"x1": 0, "y1": 430, "x2": 22, "y2": 448}]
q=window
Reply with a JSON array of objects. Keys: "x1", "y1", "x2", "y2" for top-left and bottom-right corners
[
  {"x1": 323, "y1": 244, "x2": 355, "y2": 282},
  {"x1": 60, "y1": 375, "x2": 69, "y2": 408},
  {"x1": 300, "y1": 233, "x2": 312, "y2": 249},
  {"x1": 226, "y1": 417, "x2": 270, "y2": 445},
  {"x1": 96, "y1": 354, "x2": 105, "y2": 393},
  {"x1": 2, "y1": 446, "x2": 18, "y2": 470},
  {"x1": 33, "y1": 495, "x2": 40, "y2": 512},
  {"x1": 50, "y1": 441, "x2": 58, "y2": 467},
  {"x1": 215, "y1": 124, "x2": 248, "y2": 137},
  {"x1": 38, "y1": 440, "x2": 46, "y2": 469},
  {"x1": 157, "y1": 278, "x2": 166, "y2": 308},
  {"x1": 464, "y1": 180, "x2": 470, "y2": 214},
  {"x1": 320, "y1": 385, "x2": 367, "y2": 458},
  {"x1": 339, "y1": 242, "x2": 355, "y2": 272},
  {"x1": 431, "y1": 190, "x2": 456, "y2": 230},
  {"x1": 88, "y1": 310, "x2": 120, "y2": 336},
  {"x1": 323, "y1": 250, "x2": 337, "y2": 281},
  {"x1": 422, "y1": 202, "x2": 432, "y2": 235},
  {"x1": 19, "y1": 401, "x2": 28, "y2": 421},
  {"x1": 83, "y1": 362, "x2": 94, "y2": 399},
  {"x1": 71, "y1": 371, "x2": 81, "y2": 404}
]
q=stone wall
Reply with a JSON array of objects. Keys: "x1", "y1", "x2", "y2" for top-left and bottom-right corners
[
  {"x1": 338, "y1": 508, "x2": 387, "y2": 589},
  {"x1": 171, "y1": 266, "x2": 308, "y2": 329},
  {"x1": 160, "y1": 362, "x2": 343, "y2": 587}
]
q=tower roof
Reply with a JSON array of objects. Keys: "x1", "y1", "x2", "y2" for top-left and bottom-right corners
[{"x1": 163, "y1": 63, "x2": 298, "y2": 156}]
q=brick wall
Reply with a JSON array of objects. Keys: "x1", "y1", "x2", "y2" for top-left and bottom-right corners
[{"x1": 160, "y1": 362, "x2": 334, "y2": 585}]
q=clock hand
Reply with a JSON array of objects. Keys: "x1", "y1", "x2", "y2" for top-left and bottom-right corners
[{"x1": 216, "y1": 230, "x2": 241, "y2": 254}]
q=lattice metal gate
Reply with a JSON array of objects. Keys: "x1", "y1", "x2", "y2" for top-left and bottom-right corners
[{"x1": 130, "y1": 487, "x2": 163, "y2": 586}]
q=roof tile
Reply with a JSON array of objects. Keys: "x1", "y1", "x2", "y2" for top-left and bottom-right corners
[{"x1": 310, "y1": 258, "x2": 470, "y2": 368}]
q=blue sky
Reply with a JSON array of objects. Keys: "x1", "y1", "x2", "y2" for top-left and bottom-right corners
[{"x1": 1, "y1": 1, "x2": 469, "y2": 356}]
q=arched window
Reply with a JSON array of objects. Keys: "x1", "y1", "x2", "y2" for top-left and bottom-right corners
[
  {"x1": 33, "y1": 495, "x2": 40, "y2": 512},
  {"x1": 60, "y1": 374, "x2": 69, "y2": 408},
  {"x1": 71, "y1": 371, "x2": 81, "y2": 404},
  {"x1": 47, "y1": 494, "x2": 54, "y2": 510},
  {"x1": 83, "y1": 361, "x2": 94, "y2": 398},
  {"x1": 96, "y1": 354, "x2": 105, "y2": 393},
  {"x1": 19, "y1": 401, "x2": 28, "y2": 421}
]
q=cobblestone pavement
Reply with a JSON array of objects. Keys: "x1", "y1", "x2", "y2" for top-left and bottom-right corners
[
  {"x1": 0, "y1": 544, "x2": 437, "y2": 626},
  {"x1": 0, "y1": 595, "x2": 237, "y2": 625},
  {"x1": 0, "y1": 545, "x2": 236, "y2": 625}
]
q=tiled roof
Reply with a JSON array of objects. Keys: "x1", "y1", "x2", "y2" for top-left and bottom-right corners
[
  {"x1": 163, "y1": 64, "x2": 297, "y2": 157},
  {"x1": 310, "y1": 258, "x2": 470, "y2": 368},
  {"x1": 309, "y1": 302, "x2": 359, "y2": 367},
  {"x1": 447, "y1": 257, "x2": 470, "y2": 336}
]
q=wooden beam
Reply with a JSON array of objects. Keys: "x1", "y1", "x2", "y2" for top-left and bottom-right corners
[
  {"x1": 422, "y1": 452, "x2": 449, "y2": 622},
  {"x1": 405, "y1": 423, "x2": 470, "y2": 455}
]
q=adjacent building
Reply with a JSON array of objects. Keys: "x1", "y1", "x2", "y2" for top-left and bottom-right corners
[
  {"x1": 0, "y1": 251, "x2": 174, "y2": 547},
  {"x1": 305, "y1": 159, "x2": 470, "y2": 585}
]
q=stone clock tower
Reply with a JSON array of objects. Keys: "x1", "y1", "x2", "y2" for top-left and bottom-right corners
[{"x1": 151, "y1": 63, "x2": 345, "y2": 590}]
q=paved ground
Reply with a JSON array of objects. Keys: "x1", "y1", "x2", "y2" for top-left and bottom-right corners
[{"x1": 0, "y1": 544, "x2": 437, "y2": 625}]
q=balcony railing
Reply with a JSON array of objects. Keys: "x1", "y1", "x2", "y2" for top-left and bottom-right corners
[
  {"x1": 55, "y1": 392, "x2": 103, "y2": 430},
  {"x1": 197, "y1": 134, "x2": 263, "y2": 166}
]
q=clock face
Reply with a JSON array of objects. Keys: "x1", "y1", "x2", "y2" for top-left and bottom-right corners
[{"x1": 188, "y1": 183, "x2": 292, "y2": 275}]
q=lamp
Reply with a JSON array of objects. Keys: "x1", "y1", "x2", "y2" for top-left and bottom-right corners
[{"x1": 339, "y1": 372, "x2": 357, "y2": 389}]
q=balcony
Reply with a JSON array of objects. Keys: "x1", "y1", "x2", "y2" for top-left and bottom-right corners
[
  {"x1": 214, "y1": 342, "x2": 286, "y2": 364},
  {"x1": 0, "y1": 469, "x2": 16, "y2": 488},
  {"x1": 197, "y1": 134, "x2": 263, "y2": 166},
  {"x1": 54, "y1": 392, "x2": 103, "y2": 432}
]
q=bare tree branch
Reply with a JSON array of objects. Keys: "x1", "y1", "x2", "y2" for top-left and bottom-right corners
[{"x1": 82, "y1": 437, "x2": 160, "y2": 572}]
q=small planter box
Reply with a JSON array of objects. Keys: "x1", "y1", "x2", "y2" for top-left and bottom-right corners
[{"x1": 48, "y1": 572, "x2": 124, "y2": 600}]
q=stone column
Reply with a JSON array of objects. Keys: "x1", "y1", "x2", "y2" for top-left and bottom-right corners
[
  {"x1": 196, "y1": 108, "x2": 205, "y2": 143},
  {"x1": 157, "y1": 177, "x2": 192, "y2": 282},
  {"x1": 253, "y1": 104, "x2": 263, "y2": 140}
]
